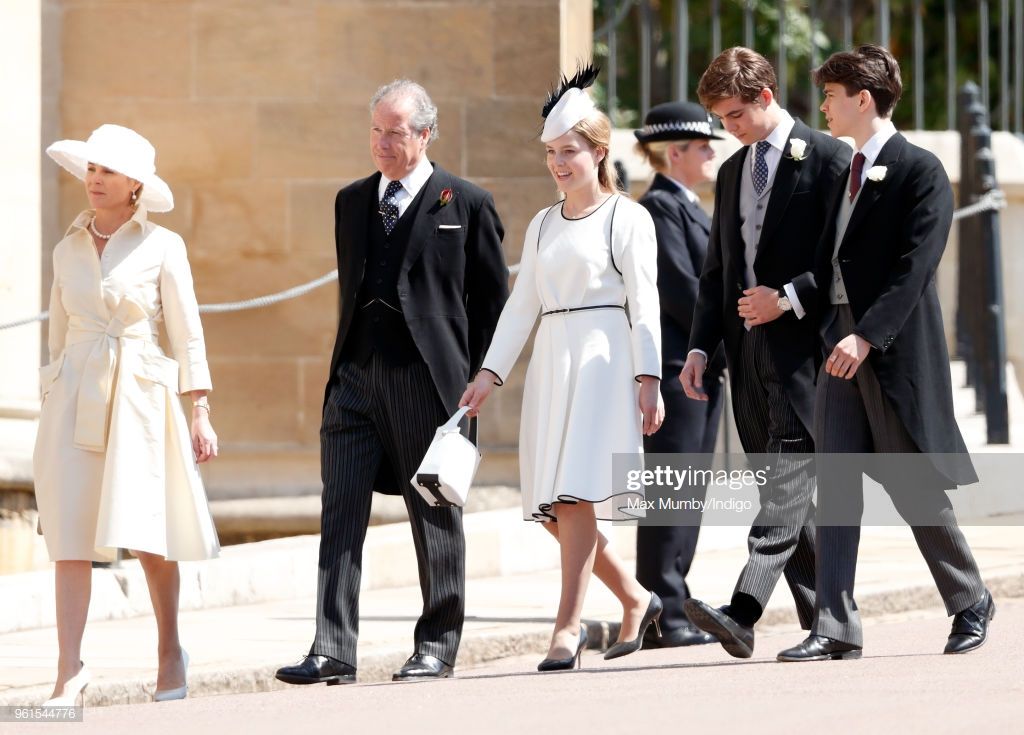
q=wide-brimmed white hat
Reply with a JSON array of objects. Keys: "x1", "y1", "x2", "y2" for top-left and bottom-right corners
[{"x1": 46, "y1": 124, "x2": 174, "y2": 213}]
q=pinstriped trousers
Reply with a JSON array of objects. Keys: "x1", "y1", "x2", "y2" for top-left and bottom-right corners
[
  {"x1": 812, "y1": 304, "x2": 985, "y2": 647},
  {"x1": 637, "y1": 369, "x2": 724, "y2": 633},
  {"x1": 731, "y1": 326, "x2": 818, "y2": 628},
  {"x1": 311, "y1": 354, "x2": 465, "y2": 667}
]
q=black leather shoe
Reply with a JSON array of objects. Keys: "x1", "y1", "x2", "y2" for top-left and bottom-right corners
[
  {"x1": 604, "y1": 592, "x2": 664, "y2": 660},
  {"x1": 642, "y1": 620, "x2": 716, "y2": 649},
  {"x1": 392, "y1": 654, "x2": 453, "y2": 681},
  {"x1": 776, "y1": 635, "x2": 862, "y2": 662},
  {"x1": 275, "y1": 655, "x2": 356, "y2": 685},
  {"x1": 538, "y1": 625, "x2": 588, "y2": 671},
  {"x1": 683, "y1": 599, "x2": 754, "y2": 659},
  {"x1": 945, "y1": 590, "x2": 995, "y2": 654}
]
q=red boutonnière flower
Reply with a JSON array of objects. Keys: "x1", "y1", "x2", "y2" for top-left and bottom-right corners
[{"x1": 439, "y1": 188, "x2": 454, "y2": 207}]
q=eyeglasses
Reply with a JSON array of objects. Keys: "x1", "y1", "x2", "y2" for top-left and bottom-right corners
[{"x1": 370, "y1": 127, "x2": 416, "y2": 142}]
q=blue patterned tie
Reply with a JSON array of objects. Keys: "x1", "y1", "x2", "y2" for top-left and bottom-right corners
[
  {"x1": 752, "y1": 140, "x2": 771, "y2": 195},
  {"x1": 380, "y1": 179, "x2": 403, "y2": 235}
]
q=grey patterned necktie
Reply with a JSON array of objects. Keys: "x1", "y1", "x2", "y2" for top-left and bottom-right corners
[
  {"x1": 380, "y1": 179, "x2": 403, "y2": 235},
  {"x1": 752, "y1": 140, "x2": 771, "y2": 195}
]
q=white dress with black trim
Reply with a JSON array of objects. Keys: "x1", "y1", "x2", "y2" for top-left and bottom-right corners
[{"x1": 481, "y1": 194, "x2": 661, "y2": 521}]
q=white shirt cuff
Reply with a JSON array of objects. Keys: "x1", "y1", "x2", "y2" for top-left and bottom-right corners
[
  {"x1": 783, "y1": 282, "x2": 806, "y2": 320},
  {"x1": 687, "y1": 348, "x2": 709, "y2": 362}
]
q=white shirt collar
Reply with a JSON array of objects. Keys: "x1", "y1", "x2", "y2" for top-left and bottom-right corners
[
  {"x1": 858, "y1": 120, "x2": 898, "y2": 168},
  {"x1": 762, "y1": 108, "x2": 796, "y2": 154},
  {"x1": 71, "y1": 207, "x2": 149, "y2": 233},
  {"x1": 378, "y1": 155, "x2": 434, "y2": 201},
  {"x1": 665, "y1": 174, "x2": 700, "y2": 204}
]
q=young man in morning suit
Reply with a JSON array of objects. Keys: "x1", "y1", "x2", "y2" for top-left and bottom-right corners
[
  {"x1": 633, "y1": 102, "x2": 726, "y2": 649},
  {"x1": 679, "y1": 47, "x2": 851, "y2": 659},
  {"x1": 776, "y1": 45, "x2": 992, "y2": 661},
  {"x1": 276, "y1": 80, "x2": 509, "y2": 685}
]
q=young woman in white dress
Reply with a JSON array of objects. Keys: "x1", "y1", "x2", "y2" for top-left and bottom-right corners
[
  {"x1": 36, "y1": 125, "x2": 220, "y2": 705},
  {"x1": 460, "y1": 69, "x2": 666, "y2": 670}
]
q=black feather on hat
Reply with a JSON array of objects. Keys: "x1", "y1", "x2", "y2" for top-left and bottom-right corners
[{"x1": 541, "y1": 63, "x2": 601, "y2": 118}]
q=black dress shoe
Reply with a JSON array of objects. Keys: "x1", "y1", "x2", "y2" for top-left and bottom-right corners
[
  {"x1": 604, "y1": 592, "x2": 664, "y2": 660},
  {"x1": 275, "y1": 655, "x2": 356, "y2": 685},
  {"x1": 945, "y1": 590, "x2": 995, "y2": 654},
  {"x1": 683, "y1": 599, "x2": 754, "y2": 659},
  {"x1": 538, "y1": 625, "x2": 588, "y2": 671},
  {"x1": 642, "y1": 621, "x2": 717, "y2": 649},
  {"x1": 392, "y1": 654, "x2": 453, "y2": 681},
  {"x1": 776, "y1": 635, "x2": 862, "y2": 662}
]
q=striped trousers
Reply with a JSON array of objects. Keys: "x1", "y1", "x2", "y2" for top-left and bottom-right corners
[
  {"x1": 812, "y1": 304, "x2": 985, "y2": 646},
  {"x1": 731, "y1": 326, "x2": 818, "y2": 628},
  {"x1": 637, "y1": 368, "x2": 724, "y2": 633},
  {"x1": 311, "y1": 354, "x2": 465, "y2": 667}
]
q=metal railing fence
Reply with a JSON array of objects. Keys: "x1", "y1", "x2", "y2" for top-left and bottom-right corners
[{"x1": 597, "y1": 0, "x2": 1024, "y2": 134}]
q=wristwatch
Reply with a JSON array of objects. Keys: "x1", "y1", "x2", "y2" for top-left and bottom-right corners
[{"x1": 776, "y1": 291, "x2": 793, "y2": 312}]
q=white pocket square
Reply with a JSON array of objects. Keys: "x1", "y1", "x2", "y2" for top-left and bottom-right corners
[{"x1": 437, "y1": 224, "x2": 463, "y2": 230}]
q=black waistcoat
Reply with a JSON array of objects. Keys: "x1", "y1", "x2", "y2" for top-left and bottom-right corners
[{"x1": 339, "y1": 185, "x2": 427, "y2": 366}]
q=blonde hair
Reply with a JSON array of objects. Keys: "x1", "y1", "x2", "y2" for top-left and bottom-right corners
[
  {"x1": 634, "y1": 140, "x2": 690, "y2": 173},
  {"x1": 572, "y1": 110, "x2": 621, "y2": 193}
]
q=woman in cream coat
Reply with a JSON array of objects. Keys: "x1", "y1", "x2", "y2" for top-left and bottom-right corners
[
  {"x1": 461, "y1": 69, "x2": 666, "y2": 670},
  {"x1": 35, "y1": 124, "x2": 219, "y2": 705}
]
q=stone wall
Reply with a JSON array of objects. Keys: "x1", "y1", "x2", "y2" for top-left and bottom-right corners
[{"x1": 44, "y1": 0, "x2": 592, "y2": 498}]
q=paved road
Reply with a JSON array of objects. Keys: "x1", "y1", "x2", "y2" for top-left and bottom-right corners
[{"x1": 10, "y1": 599, "x2": 1021, "y2": 734}]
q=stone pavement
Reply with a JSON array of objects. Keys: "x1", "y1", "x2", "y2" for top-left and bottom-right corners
[
  {"x1": 1, "y1": 361, "x2": 1021, "y2": 707},
  {"x1": 6, "y1": 600, "x2": 1023, "y2": 735},
  {"x1": 1, "y1": 515, "x2": 1021, "y2": 707}
]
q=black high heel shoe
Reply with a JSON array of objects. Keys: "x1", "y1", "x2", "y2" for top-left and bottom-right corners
[
  {"x1": 537, "y1": 625, "x2": 588, "y2": 671},
  {"x1": 604, "y1": 592, "x2": 664, "y2": 660}
]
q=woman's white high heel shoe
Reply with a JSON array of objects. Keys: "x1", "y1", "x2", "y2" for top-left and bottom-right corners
[
  {"x1": 42, "y1": 663, "x2": 91, "y2": 707},
  {"x1": 153, "y1": 649, "x2": 189, "y2": 702}
]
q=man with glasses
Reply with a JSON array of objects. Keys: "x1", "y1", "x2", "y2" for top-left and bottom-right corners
[
  {"x1": 276, "y1": 79, "x2": 509, "y2": 685},
  {"x1": 679, "y1": 47, "x2": 850, "y2": 659}
]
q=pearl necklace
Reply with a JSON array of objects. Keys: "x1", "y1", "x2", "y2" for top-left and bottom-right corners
[{"x1": 89, "y1": 217, "x2": 115, "y2": 240}]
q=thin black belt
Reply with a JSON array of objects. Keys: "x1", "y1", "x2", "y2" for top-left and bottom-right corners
[{"x1": 541, "y1": 304, "x2": 624, "y2": 317}]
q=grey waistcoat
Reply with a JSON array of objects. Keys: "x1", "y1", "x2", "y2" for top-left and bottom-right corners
[
  {"x1": 830, "y1": 171, "x2": 859, "y2": 304},
  {"x1": 739, "y1": 146, "x2": 777, "y2": 289}
]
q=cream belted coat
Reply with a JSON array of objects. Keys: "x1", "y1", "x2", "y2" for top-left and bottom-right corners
[{"x1": 32, "y1": 208, "x2": 220, "y2": 562}]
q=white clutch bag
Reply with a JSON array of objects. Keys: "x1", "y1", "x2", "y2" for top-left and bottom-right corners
[{"x1": 411, "y1": 406, "x2": 480, "y2": 507}]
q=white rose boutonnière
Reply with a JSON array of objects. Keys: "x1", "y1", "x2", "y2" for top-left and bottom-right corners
[
  {"x1": 788, "y1": 138, "x2": 808, "y2": 161},
  {"x1": 865, "y1": 165, "x2": 887, "y2": 182}
]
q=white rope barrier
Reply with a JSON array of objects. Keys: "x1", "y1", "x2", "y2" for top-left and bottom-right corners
[
  {"x1": 952, "y1": 189, "x2": 1007, "y2": 221},
  {"x1": 0, "y1": 312, "x2": 49, "y2": 331},
  {"x1": 197, "y1": 269, "x2": 339, "y2": 314},
  {"x1": 0, "y1": 190, "x2": 1007, "y2": 331}
]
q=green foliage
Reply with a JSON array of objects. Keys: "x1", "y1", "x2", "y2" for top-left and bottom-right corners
[{"x1": 593, "y1": 0, "x2": 1013, "y2": 131}]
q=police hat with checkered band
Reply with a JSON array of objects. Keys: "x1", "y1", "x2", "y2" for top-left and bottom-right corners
[{"x1": 634, "y1": 102, "x2": 723, "y2": 143}]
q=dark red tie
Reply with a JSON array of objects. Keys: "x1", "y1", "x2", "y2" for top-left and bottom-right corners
[{"x1": 849, "y1": 152, "x2": 866, "y2": 201}]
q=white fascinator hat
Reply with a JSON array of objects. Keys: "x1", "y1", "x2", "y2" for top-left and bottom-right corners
[
  {"x1": 541, "y1": 64, "x2": 601, "y2": 143},
  {"x1": 46, "y1": 124, "x2": 174, "y2": 213}
]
